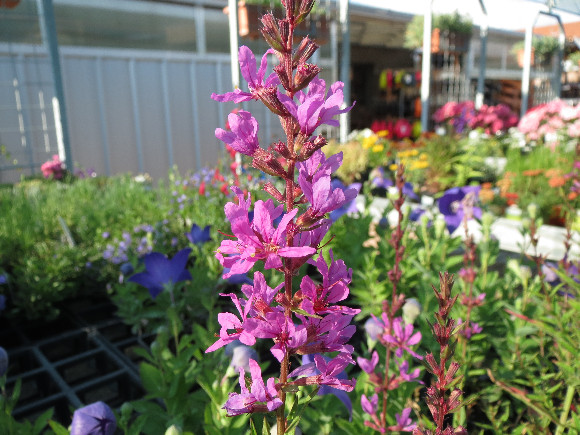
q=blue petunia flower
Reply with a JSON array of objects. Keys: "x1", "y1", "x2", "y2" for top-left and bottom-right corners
[
  {"x1": 438, "y1": 186, "x2": 481, "y2": 234},
  {"x1": 128, "y1": 248, "x2": 192, "y2": 299},
  {"x1": 70, "y1": 401, "x2": 116, "y2": 435},
  {"x1": 186, "y1": 224, "x2": 211, "y2": 245}
]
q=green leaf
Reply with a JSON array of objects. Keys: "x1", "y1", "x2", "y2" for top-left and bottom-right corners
[
  {"x1": 32, "y1": 408, "x2": 53, "y2": 434},
  {"x1": 140, "y1": 362, "x2": 165, "y2": 396},
  {"x1": 48, "y1": 420, "x2": 70, "y2": 435},
  {"x1": 263, "y1": 416, "x2": 271, "y2": 435},
  {"x1": 286, "y1": 387, "x2": 320, "y2": 433}
]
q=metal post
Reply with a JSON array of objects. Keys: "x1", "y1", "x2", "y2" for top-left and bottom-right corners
[
  {"x1": 476, "y1": 0, "x2": 488, "y2": 109},
  {"x1": 339, "y1": 0, "x2": 350, "y2": 143},
  {"x1": 37, "y1": 0, "x2": 73, "y2": 171},
  {"x1": 228, "y1": 0, "x2": 240, "y2": 90},
  {"x1": 420, "y1": 0, "x2": 433, "y2": 133},
  {"x1": 520, "y1": 10, "x2": 564, "y2": 118}
]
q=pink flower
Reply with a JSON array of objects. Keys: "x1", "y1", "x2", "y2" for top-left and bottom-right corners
[
  {"x1": 289, "y1": 352, "x2": 356, "y2": 391},
  {"x1": 357, "y1": 350, "x2": 379, "y2": 374},
  {"x1": 383, "y1": 317, "x2": 423, "y2": 359},
  {"x1": 212, "y1": 46, "x2": 278, "y2": 103},
  {"x1": 361, "y1": 393, "x2": 378, "y2": 416},
  {"x1": 215, "y1": 110, "x2": 260, "y2": 156},
  {"x1": 206, "y1": 293, "x2": 256, "y2": 353},
  {"x1": 217, "y1": 187, "x2": 316, "y2": 277},
  {"x1": 387, "y1": 407, "x2": 417, "y2": 432},
  {"x1": 223, "y1": 359, "x2": 282, "y2": 416},
  {"x1": 278, "y1": 78, "x2": 354, "y2": 136}
]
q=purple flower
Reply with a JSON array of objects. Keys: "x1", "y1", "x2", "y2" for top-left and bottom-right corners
[
  {"x1": 278, "y1": 78, "x2": 355, "y2": 136},
  {"x1": 211, "y1": 46, "x2": 278, "y2": 103},
  {"x1": 0, "y1": 274, "x2": 6, "y2": 285},
  {"x1": 289, "y1": 352, "x2": 356, "y2": 392},
  {"x1": 186, "y1": 223, "x2": 211, "y2": 245},
  {"x1": 70, "y1": 401, "x2": 116, "y2": 435},
  {"x1": 387, "y1": 407, "x2": 417, "y2": 432},
  {"x1": 216, "y1": 187, "x2": 316, "y2": 278},
  {"x1": 457, "y1": 318, "x2": 483, "y2": 339},
  {"x1": 223, "y1": 359, "x2": 282, "y2": 416},
  {"x1": 397, "y1": 360, "x2": 421, "y2": 383},
  {"x1": 361, "y1": 393, "x2": 378, "y2": 416},
  {"x1": 215, "y1": 110, "x2": 260, "y2": 156},
  {"x1": 128, "y1": 248, "x2": 192, "y2": 299},
  {"x1": 206, "y1": 292, "x2": 256, "y2": 353},
  {"x1": 328, "y1": 180, "x2": 361, "y2": 222},
  {"x1": 293, "y1": 353, "x2": 354, "y2": 420},
  {"x1": 383, "y1": 317, "x2": 423, "y2": 359},
  {"x1": 119, "y1": 262, "x2": 134, "y2": 276},
  {"x1": 438, "y1": 186, "x2": 482, "y2": 234},
  {"x1": 357, "y1": 350, "x2": 379, "y2": 374}
]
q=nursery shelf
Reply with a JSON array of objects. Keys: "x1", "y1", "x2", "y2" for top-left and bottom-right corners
[{"x1": 2, "y1": 297, "x2": 151, "y2": 426}]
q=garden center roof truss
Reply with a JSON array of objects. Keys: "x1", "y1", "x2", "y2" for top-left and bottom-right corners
[{"x1": 520, "y1": 8, "x2": 566, "y2": 117}]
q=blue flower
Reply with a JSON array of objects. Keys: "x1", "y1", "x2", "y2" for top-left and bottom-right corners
[
  {"x1": 128, "y1": 248, "x2": 192, "y2": 299},
  {"x1": 70, "y1": 401, "x2": 116, "y2": 435},
  {"x1": 438, "y1": 186, "x2": 481, "y2": 234},
  {"x1": 186, "y1": 224, "x2": 212, "y2": 245}
]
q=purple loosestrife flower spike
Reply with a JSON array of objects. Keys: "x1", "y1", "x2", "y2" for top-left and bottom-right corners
[
  {"x1": 215, "y1": 110, "x2": 260, "y2": 156},
  {"x1": 70, "y1": 401, "x2": 116, "y2": 435},
  {"x1": 383, "y1": 317, "x2": 423, "y2": 359},
  {"x1": 128, "y1": 248, "x2": 192, "y2": 299},
  {"x1": 187, "y1": 223, "x2": 211, "y2": 245},
  {"x1": 223, "y1": 359, "x2": 282, "y2": 416},
  {"x1": 212, "y1": 46, "x2": 278, "y2": 103}
]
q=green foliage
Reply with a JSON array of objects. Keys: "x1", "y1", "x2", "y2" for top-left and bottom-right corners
[{"x1": 404, "y1": 12, "x2": 473, "y2": 49}]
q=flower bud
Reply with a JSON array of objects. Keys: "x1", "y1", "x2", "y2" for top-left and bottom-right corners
[
  {"x1": 364, "y1": 317, "x2": 383, "y2": 341},
  {"x1": 293, "y1": 37, "x2": 318, "y2": 66},
  {"x1": 527, "y1": 202, "x2": 538, "y2": 220},
  {"x1": 230, "y1": 345, "x2": 259, "y2": 373},
  {"x1": 434, "y1": 215, "x2": 446, "y2": 239},
  {"x1": 0, "y1": 347, "x2": 8, "y2": 377},
  {"x1": 120, "y1": 402, "x2": 133, "y2": 419},
  {"x1": 402, "y1": 298, "x2": 422, "y2": 324},
  {"x1": 260, "y1": 14, "x2": 285, "y2": 52},
  {"x1": 293, "y1": 63, "x2": 320, "y2": 92},
  {"x1": 165, "y1": 425, "x2": 183, "y2": 435},
  {"x1": 255, "y1": 87, "x2": 288, "y2": 116}
]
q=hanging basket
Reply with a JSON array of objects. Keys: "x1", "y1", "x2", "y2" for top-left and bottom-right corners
[
  {"x1": 0, "y1": 0, "x2": 21, "y2": 8},
  {"x1": 223, "y1": 1, "x2": 329, "y2": 44},
  {"x1": 431, "y1": 28, "x2": 470, "y2": 53}
]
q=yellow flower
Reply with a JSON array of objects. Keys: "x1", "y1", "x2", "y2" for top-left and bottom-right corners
[
  {"x1": 419, "y1": 153, "x2": 428, "y2": 160},
  {"x1": 372, "y1": 144, "x2": 384, "y2": 153},
  {"x1": 410, "y1": 149, "x2": 419, "y2": 156},
  {"x1": 389, "y1": 163, "x2": 398, "y2": 171},
  {"x1": 410, "y1": 160, "x2": 429, "y2": 170},
  {"x1": 377, "y1": 130, "x2": 390, "y2": 138},
  {"x1": 362, "y1": 135, "x2": 378, "y2": 149}
]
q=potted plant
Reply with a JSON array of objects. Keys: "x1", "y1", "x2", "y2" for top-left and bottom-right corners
[
  {"x1": 568, "y1": 50, "x2": 580, "y2": 67},
  {"x1": 224, "y1": 0, "x2": 329, "y2": 43},
  {"x1": 511, "y1": 36, "x2": 559, "y2": 68},
  {"x1": 404, "y1": 12, "x2": 473, "y2": 53}
]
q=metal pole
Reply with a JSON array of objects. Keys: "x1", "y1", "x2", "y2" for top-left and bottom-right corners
[
  {"x1": 520, "y1": 22, "x2": 534, "y2": 119},
  {"x1": 37, "y1": 0, "x2": 73, "y2": 171},
  {"x1": 228, "y1": 0, "x2": 240, "y2": 90},
  {"x1": 476, "y1": 0, "x2": 488, "y2": 109},
  {"x1": 339, "y1": 0, "x2": 350, "y2": 143},
  {"x1": 420, "y1": 0, "x2": 433, "y2": 133}
]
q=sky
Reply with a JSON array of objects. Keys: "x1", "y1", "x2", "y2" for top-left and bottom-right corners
[{"x1": 351, "y1": 0, "x2": 580, "y2": 31}]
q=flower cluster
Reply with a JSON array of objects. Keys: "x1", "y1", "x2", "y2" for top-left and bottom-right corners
[
  {"x1": 433, "y1": 101, "x2": 519, "y2": 135},
  {"x1": 41, "y1": 154, "x2": 65, "y2": 180},
  {"x1": 518, "y1": 99, "x2": 580, "y2": 146},
  {"x1": 207, "y1": 2, "x2": 358, "y2": 431},
  {"x1": 467, "y1": 103, "x2": 519, "y2": 135}
]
